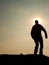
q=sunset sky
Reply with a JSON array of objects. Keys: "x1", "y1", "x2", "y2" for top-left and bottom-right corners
[{"x1": 0, "y1": 0, "x2": 49, "y2": 56}]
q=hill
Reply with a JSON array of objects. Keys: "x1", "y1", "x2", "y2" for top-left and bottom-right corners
[{"x1": 0, "y1": 54, "x2": 49, "y2": 64}]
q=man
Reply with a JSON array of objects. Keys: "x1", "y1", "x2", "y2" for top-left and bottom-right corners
[{"x1": 31, "y1": 20, "x2": 48, "y2": 55}]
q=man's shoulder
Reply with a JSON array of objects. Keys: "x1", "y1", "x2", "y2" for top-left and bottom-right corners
[{"x1": 38, "y1": 24, "x2": 42, "y2": 26}]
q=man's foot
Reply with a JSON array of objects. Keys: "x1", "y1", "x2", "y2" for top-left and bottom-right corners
[
  {"x1": 39, "y1": 53, "x2": 43, "y2": 55},
  {"x1": 34, "y1": 53, "x2": 37, "y2": 55}
]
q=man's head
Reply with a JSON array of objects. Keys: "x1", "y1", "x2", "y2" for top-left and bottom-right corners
[{"x1": 35, "y1": 20, "x2": 38, "y2": 24}]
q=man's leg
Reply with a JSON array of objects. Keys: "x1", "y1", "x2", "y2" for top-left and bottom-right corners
[
  {"x1": 34, "y1": 40, "x2": 39, "y2": 54},
  {"x1": 39, "y1": 37, "x2": 43, "y2": 55}
]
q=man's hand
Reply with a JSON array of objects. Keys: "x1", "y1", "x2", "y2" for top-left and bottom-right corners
[{"x1": 45, "y1": 35, "x2": 48, "y2": 39}]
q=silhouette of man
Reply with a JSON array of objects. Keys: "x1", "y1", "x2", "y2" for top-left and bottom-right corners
[{"x1": 31, "y1": 20, "x2": 48, "y2": 55}]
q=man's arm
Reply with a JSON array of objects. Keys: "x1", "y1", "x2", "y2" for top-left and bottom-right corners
[{"x1": 41, "y1": 25, "x2": 48, "y2": 39}]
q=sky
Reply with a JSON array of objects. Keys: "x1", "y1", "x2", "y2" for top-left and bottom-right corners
[{"x1": 0, "y1": 0, "x2": 49, "y2": 56}]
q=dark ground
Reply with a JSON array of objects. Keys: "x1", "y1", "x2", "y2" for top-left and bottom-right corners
[{"x1": 0, "y1": 54, "x2": 49, "y2": 64}]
